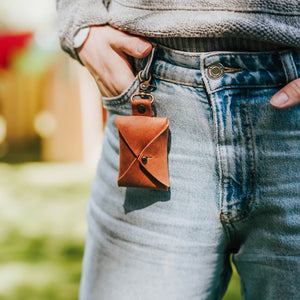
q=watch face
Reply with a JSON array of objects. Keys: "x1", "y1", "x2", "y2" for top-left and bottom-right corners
[{"x1": 74, "y1": 27, "x2": 90, "y2": 48}]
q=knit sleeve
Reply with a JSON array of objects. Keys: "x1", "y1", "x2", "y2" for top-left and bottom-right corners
[{"x1": 56, "y1": 0, "x2": 110, "y2": 61}]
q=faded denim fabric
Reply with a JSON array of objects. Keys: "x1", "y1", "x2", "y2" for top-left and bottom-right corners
[{"x1": 79, "y1": 46, "x2": 300, "y2": 300}]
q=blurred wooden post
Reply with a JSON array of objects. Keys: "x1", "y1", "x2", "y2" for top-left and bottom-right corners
[
  {"x1": 0, "y1": 69, "x2": 41, "y2": 144},
  {"x1": 0, "y1": 50, "x2": 103, "y2": 163},
  {"x1": 41, "y1": 54, "x2": 84, "y2": 162}
]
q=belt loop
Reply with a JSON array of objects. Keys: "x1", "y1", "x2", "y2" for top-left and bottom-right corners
[
  {"x1": 279, "y1": 50, "x2": 298, "y2": 83},
  {"x1": 140, "y1": 45, "x2": 157, "y2": 80}
]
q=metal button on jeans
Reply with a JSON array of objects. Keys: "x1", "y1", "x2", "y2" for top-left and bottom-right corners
[{"x1": 207, "y1": 63, "x2": 224, "y2": 79}]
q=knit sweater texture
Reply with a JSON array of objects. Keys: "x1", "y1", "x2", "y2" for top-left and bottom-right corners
[{"x1": 56, "y1": 0, "x2": 300, "y2": 60}]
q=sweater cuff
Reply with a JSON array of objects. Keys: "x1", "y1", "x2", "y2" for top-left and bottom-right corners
[{"x1": 57, "y1": 0, "x2": 110, "y2": 62}]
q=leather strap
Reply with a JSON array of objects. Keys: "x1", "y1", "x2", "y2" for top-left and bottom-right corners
[{"x1": 131, "y1": 98, "x2": 153, "y2": 117}]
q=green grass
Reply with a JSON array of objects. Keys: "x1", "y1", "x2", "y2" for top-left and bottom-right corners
[
  {"x1": 0, "y1": 163, "x2": 91, "y2": 300},
  {"x1": 0, "y1": 163, "x2": 241, "y2": 300},
  {"x1": 223, "y1": 263, "x2": 242, "y2": 300}
]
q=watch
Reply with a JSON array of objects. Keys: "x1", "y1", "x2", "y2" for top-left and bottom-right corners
[{"x1": 74, "y1": 27, "x2": 90, "y2": 49}]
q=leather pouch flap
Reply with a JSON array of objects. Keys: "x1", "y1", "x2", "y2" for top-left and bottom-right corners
[{"x1": 116, "y1": 115, "x2": 170, "y2": 190}]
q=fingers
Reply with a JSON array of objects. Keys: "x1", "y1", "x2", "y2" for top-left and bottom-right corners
[
  {"x1": 96, "y1": 51, "x2": 136, "y2": 97},
  {"x1": 108, "y1": 28, "x2": 152, "y2": 58},
  {"x1": 77, "y1": 25, "x2": 152, "y2": 97},
  {"x1": 270, "y1": 78, "x2": 300, "y2": 108}
]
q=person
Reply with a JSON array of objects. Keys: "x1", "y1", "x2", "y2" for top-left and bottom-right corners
[{"x1": 56, "y1": 1, "x2": 300, "y2": 299}]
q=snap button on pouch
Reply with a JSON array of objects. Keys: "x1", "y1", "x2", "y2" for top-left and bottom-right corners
[
  {"x1": 141, "y1": 156, "x2": 148, "y2": 164},
  {"x1": 137, "y1": 104, "x2": 146, "y2": 114},
  {"x1": 207, "y1": 63, "x2": 224, "y2": 79}
]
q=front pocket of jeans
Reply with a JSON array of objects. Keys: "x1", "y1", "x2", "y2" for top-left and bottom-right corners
[{"x1": 102, "y1": 76, "x2": 139, "y2": 109}]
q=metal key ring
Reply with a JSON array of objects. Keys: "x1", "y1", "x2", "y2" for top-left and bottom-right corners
[{"x1": 130, "y1": 93, "x2": 154, "y2": 103}]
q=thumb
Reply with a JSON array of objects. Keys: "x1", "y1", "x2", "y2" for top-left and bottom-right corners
[
  {"x1": 270, "y1": 78, "x2": 300, "y2": 108},
  {"x1": 109, "y1": 31, "x2": 152, "y2": 58}
]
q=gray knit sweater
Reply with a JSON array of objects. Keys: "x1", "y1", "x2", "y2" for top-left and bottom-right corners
[{"x1": 57, "y1": 0, "x2": 300, "y2": 60}]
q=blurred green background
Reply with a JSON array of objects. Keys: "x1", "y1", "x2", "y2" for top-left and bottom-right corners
[
  {"x1": 0, "y1": 163, "x2": 241, "y2": 300},
  {"x1": 0, "y1": 163, "x2": 90, "y2": 300},
  {"x1": 0, "y1": 0, "x2": 242, "y2": 299}
]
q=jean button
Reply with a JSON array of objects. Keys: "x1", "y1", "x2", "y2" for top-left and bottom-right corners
[{"x1": 207, "y1": 63, "x2": 224, "y2": 79}]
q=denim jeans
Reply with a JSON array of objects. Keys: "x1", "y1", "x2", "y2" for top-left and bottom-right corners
[{"x1": 79, "y1": 46, "x2": 300, "y2": 300}]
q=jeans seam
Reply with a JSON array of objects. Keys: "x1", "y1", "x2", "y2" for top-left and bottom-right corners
[
  {"x1": 292, "y1": 51, "x2": 300, "y2": 78},
  {"x1": 209, "y1": 83, "x2": 286, "y2": 94},
  {"x1": 280, "y1": 52, "x2": 292, "y2": 82},
  {"x1": 290, "y1": 52, "x2": 298, "y2": 80},
  {"x1": 152, "y1": 73, "x2": 204, "y2": 87},
  {"x1": 202, "y1": 61, "x2": 224, "y2": 219},
  {"x1": 280, "y1": 51, "x2": 298, "y2": 82},
  {"x1": 103, "y1": 80, "x2": 139, "y2": 107},
  {"x1": 210, "y1": 95, "x2": 224, "y2": 223},
  {"x1": 221, "y1": 90, "x2": 257, "y2": 222}
]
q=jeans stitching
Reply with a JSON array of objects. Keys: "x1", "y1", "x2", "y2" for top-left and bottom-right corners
[
  {"x1": 209, "y1": 94, "x2": 224, "y2": 224},
  {"x1": 103, "y1": 80, "x2": 139, "y2": 107},
  {"x1": 280, "y1": 52, "x2": 292, "y2": 82},
  {"x1": 152, "y1": 73, "x2": 204, "y2": 87},
  {"x1": 290, "y1": 52, "x2": 298, "y2": 80},
  {"x1": 209, "y1": 83, "x2": 286, "y2": 93},
  {"x1": 221, "y1": 90, "x2": 257, "y2": 222},
  {"x1": 280, "y1": 51, "x2": 299, "y2": 83}
]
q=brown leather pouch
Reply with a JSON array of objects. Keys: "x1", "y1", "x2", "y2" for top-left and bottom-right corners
[{"x1": 115, "y1": 81, "x2": 170, "y2": 191}]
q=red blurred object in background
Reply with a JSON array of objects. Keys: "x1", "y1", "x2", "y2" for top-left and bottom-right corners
[{"x1": 0, "y1": 32, "x2": 33, "y2": 69}]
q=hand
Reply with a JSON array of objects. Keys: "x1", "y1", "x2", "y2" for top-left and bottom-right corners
[
  {"x1": 270, "y1": 78, "x2": 300, "y2": 108},
  {"x1": 77, "y1": 25, "x2": 152, "y2": 98}
]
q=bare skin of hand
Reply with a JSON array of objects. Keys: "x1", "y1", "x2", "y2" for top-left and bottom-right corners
[
  {"x1": 78, "y1": 25, "x2": 152, "y2": 98},
  {"x1": 271, "y1": 78, "x2": 300, "y2": 109}
]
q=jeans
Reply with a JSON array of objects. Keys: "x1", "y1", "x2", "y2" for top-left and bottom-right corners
[{"x1": 79, "y1": 46, "x2": 300, "y2": 300}]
